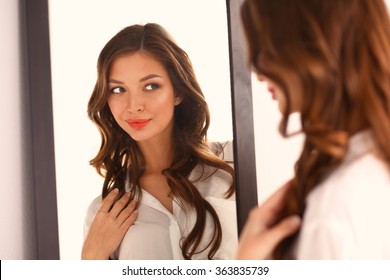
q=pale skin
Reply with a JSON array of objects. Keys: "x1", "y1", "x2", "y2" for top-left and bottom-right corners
[{"x1": 81, "y1": 189, "x2": 138, "y2": 259}]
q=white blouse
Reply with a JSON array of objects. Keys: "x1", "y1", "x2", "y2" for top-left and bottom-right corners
[
  {"x1": 293, "y1": 131, "x2": 390, "y2": 259},
  {"x1": 84, "y1": 142, "x2": 238, "y2": 260}
]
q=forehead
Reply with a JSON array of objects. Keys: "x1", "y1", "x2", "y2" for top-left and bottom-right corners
[{"x1": 109, "y1": 51, "x2": 168, "y2": 78}]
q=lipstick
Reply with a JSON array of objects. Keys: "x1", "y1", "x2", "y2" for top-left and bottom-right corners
[
  {"x1": 268, "y1": 87, "x2": 276, "y2": 100},
  {"x1": 126, "y1": 119, "x2": 150, "y2": 129}
]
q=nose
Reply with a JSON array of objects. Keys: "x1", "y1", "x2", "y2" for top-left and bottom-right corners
[{"x1": 126, "y1": 92, "x2": 144, "y2": 113}]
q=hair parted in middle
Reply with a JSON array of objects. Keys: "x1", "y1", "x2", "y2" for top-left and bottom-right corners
[{"x1": 87, "y1": 23, "x2": 235, "y2": 259}]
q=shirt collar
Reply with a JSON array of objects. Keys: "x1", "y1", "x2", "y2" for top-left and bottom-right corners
[{"x1": 343, "y1": 130, "x2": 377, "y2": 164}]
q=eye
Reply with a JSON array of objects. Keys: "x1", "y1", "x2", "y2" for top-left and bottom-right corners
[
  {"x1": 144, "y1": 83, "x2": 160, "y2": 91},
  {"x1": 110, "y1": 87, "x2": 125, "y2": 94}
]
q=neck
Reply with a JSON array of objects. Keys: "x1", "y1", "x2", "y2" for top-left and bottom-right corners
[
  {"x1": 348, "y1": 110, "x2": 369, "y2": 136},
  {"x1": 137, "y1": 136, "x2": 174, "y2": 175}
]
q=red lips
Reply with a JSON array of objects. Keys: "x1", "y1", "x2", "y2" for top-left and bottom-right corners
[
  {"x1": 268, "y1": 87, "x2": 276, "y2": 100},
  {"x1": 126, "y1": 119, "x2": 150, "y2": 129}
]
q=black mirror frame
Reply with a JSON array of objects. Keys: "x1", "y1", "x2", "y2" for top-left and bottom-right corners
[
  {"x1": 21, "y1": 0, "x2": 59, "y2": 259},
  {"x1": 226, "y1": 0, "x2": 258, "y2": 234},
  {"x1": 22, "y1": 0, "x2": 258, "y2": 259}
]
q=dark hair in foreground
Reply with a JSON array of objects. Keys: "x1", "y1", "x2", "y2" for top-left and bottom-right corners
[
  {"x1": 242, "y1": 0, "x2": 390, "y2": 258},
  {"x1": 87, "y1": 23, "x2": 235, "y2": 259}
]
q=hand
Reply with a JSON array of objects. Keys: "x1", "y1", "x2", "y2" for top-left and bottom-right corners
[
  {"x1": 235, "y1": 181, "x2": 301, "y2": 259},
  {"x1": 81, "y1": 189, "x2": 138, "y2": 259}
]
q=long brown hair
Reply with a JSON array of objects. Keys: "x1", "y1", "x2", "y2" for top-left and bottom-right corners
[
  {"x1": 87, "y1": 23, "x2": 235, "y2": 259},
  {"x1": 241, "y1": 0, "x2": 390, "y2": 258}
]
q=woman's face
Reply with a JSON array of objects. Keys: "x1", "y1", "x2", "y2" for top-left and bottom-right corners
[
  {"x1": 256, "y1": 72, "x2": 302, "y2": 114},
  {"x1": 107, "y1": 51, "x2": 180, "y2": 144}
]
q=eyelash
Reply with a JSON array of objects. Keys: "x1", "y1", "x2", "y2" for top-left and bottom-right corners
[
  {"x1": 109, "y1": 87, "x2": 125, "y2": 94},
  {"x1": 109, "y1": 83, "x2": 160, "y2": 94},
  {"x1": 144, "y1": 83, "x2": 160, "y2": 91}
]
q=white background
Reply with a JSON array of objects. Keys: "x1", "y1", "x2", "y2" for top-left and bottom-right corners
[
  {"x1": 252, "y1": 77, "x2": 304, "y2": 204},
  {"x1": 4, "y1": 260, "x2": 390, "y2": 280}
]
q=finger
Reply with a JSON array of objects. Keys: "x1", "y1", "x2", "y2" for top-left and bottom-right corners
[
  {"x1": 119, "y1": 209, "x2": 138, "y2": 234},
  {"x1": 243, "y1": 206, "x2": 267, "y2": 235},
  {"x1": 99, "y1": 188, "x2": 120, "y2": 213},
  {"x1": 116, "y1": 199, "x2": 138, "y2": 224},
  {"x1": 260, "y1": 215, "x2": 301, "y2": 250},
  {"x1": 258, "y1": 180, "x2": 293, "y2": 222},
  {"x1": 109, "y1": 192, "x2": 131, "y2": 218}
]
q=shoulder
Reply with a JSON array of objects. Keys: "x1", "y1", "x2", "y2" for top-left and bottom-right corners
[
  {"x1": 306, "y1": 150, "x2": 390, "y2": 219},
  {"x1": 319, "y1": 151, "x2": 389, "y2": 205},
  {"x1": 208, "y1": 140, "x2": 234, "y2": 163},
  {"x1": 87, "y1": 195, "x2": 102, "y2": 213},
  {"x1": 84, "y1": 195, "x2": 102, "y2": 230},
  {"x1": 191, "y1": 140, "x2": 234, "y2": 199},
  {"x1": 296, "y1": 150, "x2": 390, "y2": 258}
]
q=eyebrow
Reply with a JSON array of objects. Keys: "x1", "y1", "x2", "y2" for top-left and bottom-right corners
[
  {"x1": 139, "y1": 74, "x2": 162, "y2": 82},
  {"x1": 108, "y1": 79, "x2": 124, "y2": 84},
  {"x1": 108, "y1": 74, "x2": 163, "y2": 84}
]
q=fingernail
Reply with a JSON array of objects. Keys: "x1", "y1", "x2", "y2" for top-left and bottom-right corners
[
  {"x1": 113, "y1": 188, "x2": 119, "y2": 193},
  {"x1": 130, "y1": 200, "x2": 137, "y2": 205},
  {"x1": 289, "y1": 215, "x2": 301, "y2": 227},
  {"x1": 126, "y1": 192, "x2": 131, "y2": 197}
]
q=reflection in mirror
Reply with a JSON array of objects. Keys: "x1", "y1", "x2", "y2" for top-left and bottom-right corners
[{"x1": 49, "y1": 0, "x2": 236, "y2": 259}]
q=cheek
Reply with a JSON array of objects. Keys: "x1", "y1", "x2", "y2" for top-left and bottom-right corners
[
  {"x1": 107, "y1": 98, "x2": 125, "y2": 119},
  {"x1": 272, "y1": 89, "x2": 287, "y2": 112},
  {"x1": 278, "y1": 97, "x2": 287, "y2": 113},
  {"x1": 290, "y1": 93, "x2": 302, "y2": 113},
  {"x1": 148, "y1": 91, "x2": 175, "y2": 114},
  {"x1": 153, "y1": 99, "x2": 175, "y2": 120}
]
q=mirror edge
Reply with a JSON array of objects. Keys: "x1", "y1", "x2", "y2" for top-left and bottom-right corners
[
  {"x1": 226, "y1": 0, "x2": 258, "y2": 234},
  {"x1": 21, "y1": 0, "x2": 60, "y2": 259}
]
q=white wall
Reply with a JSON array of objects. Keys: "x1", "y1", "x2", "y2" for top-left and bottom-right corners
[
  {"x1": 252, "y1": 76, "x2": 304, "y2": 204},
  {"x1": 0, "y1": 0, "x2": 36, "y2": 259}
]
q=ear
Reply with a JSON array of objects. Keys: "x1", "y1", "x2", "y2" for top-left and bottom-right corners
[{"x1": 174, "y1": 96, "x2": 183, "y2": 106}]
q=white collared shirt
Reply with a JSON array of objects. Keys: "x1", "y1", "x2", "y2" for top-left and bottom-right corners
[
  {"x1": 293, "y1": 131, "x2": 390, "y2": 259},
  {"x1": 84, "y1": 142, "x2": 237, "y2": 259}
]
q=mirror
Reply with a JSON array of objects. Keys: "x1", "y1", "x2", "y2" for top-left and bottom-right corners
[
  {"x1": 49, "y1": 0, "x2": 233, "y2": 259},
  {"x1": 24, "y1": 0, "x2": 256, "y2": 259}
]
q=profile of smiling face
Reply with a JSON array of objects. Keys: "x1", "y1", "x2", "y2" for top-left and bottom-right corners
[
  {"x1": 108, "y1": 51, "x2": 180, "y2": 144},
  {"x1": 256, "y1": 71, "x2": 302, "y2": 114}
]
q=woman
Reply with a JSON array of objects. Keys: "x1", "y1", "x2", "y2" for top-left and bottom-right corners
[
  {"x1": 238, "y1": 0, "x2": 390, "y2": 259},
  {"x1": 82, "y1": 23, "x2": 236, "y2": 260}
]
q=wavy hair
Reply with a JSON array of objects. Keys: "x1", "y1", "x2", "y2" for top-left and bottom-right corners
[
  {"x1": 241, "y1": 0, "x2": 390, "y2": 258},
  {"x1": 87, "y1": 23, "x2": 235, "y2": 259}
]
